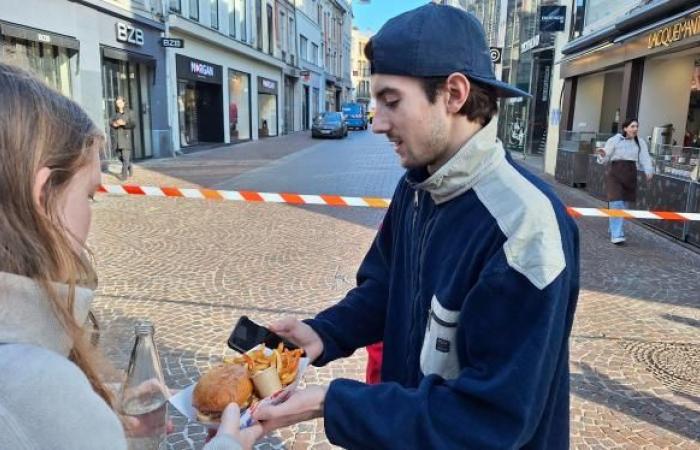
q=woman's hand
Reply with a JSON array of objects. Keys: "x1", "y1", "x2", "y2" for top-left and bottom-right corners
[
  {"x1": 646, "y1": 173, "x2": 654, "y2": 182},
  {"x1": 213, "y1": 404, "x2": 264, "y2": 450}
]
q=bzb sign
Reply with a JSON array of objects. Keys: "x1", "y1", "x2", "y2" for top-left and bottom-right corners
[{"x1": 116, "y1": 22, "x2": 144, "y2": 47}]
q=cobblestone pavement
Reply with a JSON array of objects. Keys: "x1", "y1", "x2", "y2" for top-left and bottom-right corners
[{"x1": 92, "y1": 132, "x2": 699, "y2": 449}]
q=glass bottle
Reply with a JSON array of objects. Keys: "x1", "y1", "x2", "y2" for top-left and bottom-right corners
[{"x1": 120, "y1": 321, "x2": 169, "y2": 450}]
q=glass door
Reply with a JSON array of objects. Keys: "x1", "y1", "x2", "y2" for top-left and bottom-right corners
[{"x1": 102, "y1": 57, "x2": 146, "y2": 159}]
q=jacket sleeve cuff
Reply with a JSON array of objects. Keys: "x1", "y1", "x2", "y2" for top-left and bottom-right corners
[
  {"x1": 303, "y1": 318, "x2": 342, "y2": 367},
  {"x1": 322, "y1": 378, "x2": 362, "y2": 448}
]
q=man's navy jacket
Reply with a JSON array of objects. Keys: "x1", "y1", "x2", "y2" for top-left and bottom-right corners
[{"x1": 306, "y1": 121, "x2": 580, "y2": 449}]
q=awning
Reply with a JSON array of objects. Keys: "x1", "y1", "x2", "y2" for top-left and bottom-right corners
[{"x1": 0, "y1": 21, "x2": 79, "y2": 50}]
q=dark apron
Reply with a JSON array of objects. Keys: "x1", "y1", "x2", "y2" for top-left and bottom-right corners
[{"x1": 606, "y1": 160, "x2": 638, "y2": 202}]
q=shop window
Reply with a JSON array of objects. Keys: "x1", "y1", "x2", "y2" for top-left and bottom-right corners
[
  {"x1": 0, "y1": 35, "x2": 72, "y2": 97},
  {"x1": 228, "y1": 70, "x2": 251, "y2": 142},
  {"x1": 169, "y1": 0, "x2": 181, "y2": 13}
]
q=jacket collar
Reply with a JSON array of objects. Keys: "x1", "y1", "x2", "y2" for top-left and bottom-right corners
[
  {"x1": 406, "y1": 119, "x2": 505, "y2": 204},
  {"x1": 0, "y1": 271, "x2": 93, "y2": 356}
]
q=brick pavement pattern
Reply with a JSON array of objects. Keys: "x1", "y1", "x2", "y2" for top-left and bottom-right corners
[{"x1": 91, "y1": 131, "x2": 699, "y2": 449}]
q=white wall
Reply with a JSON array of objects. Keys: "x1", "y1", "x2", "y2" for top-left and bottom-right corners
[
  {"x1": 638, "y1": 54, "x2": 696, "y2": 146},
  {"x1": 572, "y1": 72, "x2": 605, "y2": 132}
]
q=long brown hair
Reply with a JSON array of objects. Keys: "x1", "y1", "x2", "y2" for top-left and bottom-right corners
[{"x1": 0, "y1": 63, "x2": 114, "y2": 406}]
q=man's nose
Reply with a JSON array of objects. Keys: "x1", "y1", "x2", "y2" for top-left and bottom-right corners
[{"x1": 372, "y1": 111, "x2": 389, "y2": 134}]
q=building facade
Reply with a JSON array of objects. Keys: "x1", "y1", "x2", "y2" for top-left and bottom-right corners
[
  {"x1": 351, "y1": 27, "x2": 371, "y2": 106},
  {"x1": 0, "y1": 0, "x2": 355, "y2": 156},
  {"x1": 1, "y1": 0, "x2": 170, "y2": 158}
]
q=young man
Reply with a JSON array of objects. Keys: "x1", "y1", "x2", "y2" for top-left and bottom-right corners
[{"x1": 254, "y1": 4, "x2": 580, "y2": 449}]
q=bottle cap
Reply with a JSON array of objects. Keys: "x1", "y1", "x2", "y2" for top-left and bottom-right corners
[{"x1": 134, "y1": 321, "x2": 155, "y2": 336}]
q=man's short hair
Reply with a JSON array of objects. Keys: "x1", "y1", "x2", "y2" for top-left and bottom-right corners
[{"x1": 364, "y1": 40, "x2": 498, "y2": 126}]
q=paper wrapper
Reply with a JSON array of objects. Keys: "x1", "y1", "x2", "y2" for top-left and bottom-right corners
[{"x1": 168, "y1": 349, "x2": 309, "y2": 430}]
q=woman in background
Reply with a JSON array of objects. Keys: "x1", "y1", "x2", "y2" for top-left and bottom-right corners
[{"x1": 597, "y1": 118, "x2": 654, "y2": 245}]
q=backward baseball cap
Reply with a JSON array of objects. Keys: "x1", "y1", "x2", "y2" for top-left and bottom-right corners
[{"x1": 367, "y1": 3, "x2": 529, "y2": 98}]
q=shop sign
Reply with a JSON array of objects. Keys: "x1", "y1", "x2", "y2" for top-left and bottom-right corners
[
  {"x1": 540, "y1": 6, "x2": 566, "y2": 32},
  {"x1": 647, "y1": 13, "x2": 700, "y2": 49},
  {"x1": 489, "y1": 47, "x2": 502, "y2": 64},
  {"x1": 521, "y1": 34, "x2": 540, "y2": 53},
  {"x1": 115, "y1": 22, "x2": 144, "y2": 47},
  {"x1": 191, "y1": 61, "x2": 215, "y2": 78},
  {"x1": 258, "y1": 77, "x2": 278, "y2": 94},
  {"x1": 160, "y1": 38, "x2": 184, "y2": 48}
]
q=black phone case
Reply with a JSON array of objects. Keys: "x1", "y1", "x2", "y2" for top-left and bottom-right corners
[{"x1": 227, "y1": 316, "x2": 301, "y2": 354}]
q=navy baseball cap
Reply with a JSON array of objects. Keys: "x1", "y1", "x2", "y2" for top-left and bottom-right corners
[{"x1": 367, "y1": 3, "x2": 529, "y2": 98}]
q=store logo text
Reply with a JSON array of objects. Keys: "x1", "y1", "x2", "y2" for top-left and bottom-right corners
[
  {"x1": 648, "y1": 14, "x2": 700, "y2": 49},
  {"x1": 190, "y1": 62, "x2": 214, "y2": 77}
]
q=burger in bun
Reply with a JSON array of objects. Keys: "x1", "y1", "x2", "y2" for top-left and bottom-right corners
[{"x1": 192, "y1": 363, "x2": 253, "y2": 422}]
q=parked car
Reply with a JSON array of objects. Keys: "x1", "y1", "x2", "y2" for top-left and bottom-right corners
[
  {"x1": 312, "y1": 112, "x2": 348, "y2": 138},
  {"x1": 341, "y1": 102, "x2": 368, "y2": 130}
]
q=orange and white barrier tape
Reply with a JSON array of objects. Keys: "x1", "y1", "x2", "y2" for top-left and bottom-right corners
[
  {"x1": 98, "y1": 184, "x2": 700, "y2": 220},
  {"x1": 98, "y1": 184, "x2": 391, "y2": 208},
  {"x1": 566, "y1": 207, "x2": 700, "y2": 221}
]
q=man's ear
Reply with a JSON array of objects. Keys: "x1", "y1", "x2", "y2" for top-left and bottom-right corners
[
  {"x1": 33, "y1": 167, "x2": 52, "y2": 211},
  {"x1": 444, "y1": 73, "x2": 470, "y2": 114}
]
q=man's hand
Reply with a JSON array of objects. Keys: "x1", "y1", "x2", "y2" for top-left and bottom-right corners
[
  {"x1": 252, "y1": 385, "x2": 328, "y2": 434},
  {"x1": 269, "y1": 318, "x2": 324, "y2": 362},
  {"x1": 596, "y1": 148, "x2": 606, "y2": 157},
  {"x1": 213, "y1": 404, "x2": 263, "y2": 450}
]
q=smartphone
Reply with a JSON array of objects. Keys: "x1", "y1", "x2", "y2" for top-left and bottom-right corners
[{"x1": 227, "y1": 316, "x2": 301, "y2": 354}]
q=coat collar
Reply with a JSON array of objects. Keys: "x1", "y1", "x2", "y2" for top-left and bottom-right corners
[
  {"x1": 406, "y1": 119, "x2": 506, "y2": 204},
  {"x1": 0, "y1": 271, "x2": 93, "y2": 356}
]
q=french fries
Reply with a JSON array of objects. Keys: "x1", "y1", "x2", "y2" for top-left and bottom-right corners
[{"x1": 223, "y1": 343, "x2": 303, "y2": 389}]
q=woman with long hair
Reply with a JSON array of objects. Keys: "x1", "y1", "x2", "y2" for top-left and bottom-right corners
[
  {"x1": 0, "y1": 63, "x2": 260, "y2": 449},
  {"x1": 597, "y1": 118, "x2": 654, "y2": 245}
]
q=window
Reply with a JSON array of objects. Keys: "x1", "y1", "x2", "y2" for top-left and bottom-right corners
[
  {"x1": 189, "y1": 0, "x2": 199, "y2": 20},
  {"x1": 256, "y1": 0, "x2": 263, "y2": 50},
  {"x1": 288, "y1": 16, "x2": 294, "y2": 58},
  {"x1": 300, "y1": 35, "x2": 307, "y2": 61},
  {"x1": 228, "y1": 0, "x2": 235, "y2": 37},
  {"x1": 169, "y1": 0, "x2": 181, "y2": 13},
  {"x1": 236, "y1": 0, "x2": 246, "y2": 41},
  {"x1": 266, "y1": 4, "x2": 273, "y2": 55},
  {"x1": 279, "y1": 10, "x2": 286, "y2": 53},
  {"x1": 211, "y1": 0, "x2": 219, "y2": 29},
  {"x1": 311, "y1": 43, "x2": 318, "y2": 66},
  {"x1": 317, "y1": 3, "x2": 322, "y2": 25}
]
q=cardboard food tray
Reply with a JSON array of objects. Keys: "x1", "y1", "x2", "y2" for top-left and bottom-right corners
[{"x1": 169, "y1": 348, "x2": 309, "y2": 429}]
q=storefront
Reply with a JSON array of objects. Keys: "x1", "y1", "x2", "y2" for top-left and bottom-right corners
[
  {"x1": 228, "y1": 69, "x2": 252, "y2": 143},
  {"x1": 0, "y1": 21, "x2": 77, "y2": 97},
  {"x1": 176, "y1": 55, "x2": 224, "y2": 147},
  {"x1": 557, "y1": 5, "x2": 700, "y2": 246},
  {"x1": 0, "y1": 2, "x2": 170, "y2": 159},
  {"x1": 257, "y1": 76, "x2": 278, "y2": 138}
]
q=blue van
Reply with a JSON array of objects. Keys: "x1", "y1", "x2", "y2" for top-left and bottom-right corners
[{"x1": 341, "y1": 103, "x2": 368, "y2": 130}]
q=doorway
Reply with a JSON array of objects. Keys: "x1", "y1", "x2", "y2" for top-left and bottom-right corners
[{"x1": 102, "y1": 57, "x2": 153, "y2": 160}]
